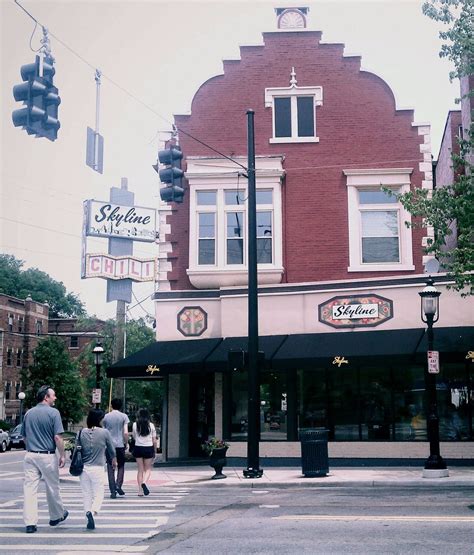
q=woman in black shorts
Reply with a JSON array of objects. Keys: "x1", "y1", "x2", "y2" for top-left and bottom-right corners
[{"x1": 132, "y1": 409, "x2": 157, "y2": 496}]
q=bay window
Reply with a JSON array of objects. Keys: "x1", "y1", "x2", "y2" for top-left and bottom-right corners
[{"x1": 186, "y1": 156, "x2": 284, "y2": 289}]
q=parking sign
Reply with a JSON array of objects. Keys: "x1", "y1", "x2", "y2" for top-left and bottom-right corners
[{"x1": 427, "y1": 351, "x2": 439, "y2": 374}]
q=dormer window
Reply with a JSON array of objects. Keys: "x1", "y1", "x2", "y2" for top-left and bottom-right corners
[{"x1": 265, "y1": 68, "x2": 323, "y2": 144}]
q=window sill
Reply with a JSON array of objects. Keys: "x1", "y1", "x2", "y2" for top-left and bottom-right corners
[
  {"x1": 269, "y1": 136, "x2": 319, "y2": 144},
  {"x1": 348, "y1": 263, "x2": 415, "y2": 273},
  {"x1": 187, "y1": 267, "x2": 284, "y2": 289}
]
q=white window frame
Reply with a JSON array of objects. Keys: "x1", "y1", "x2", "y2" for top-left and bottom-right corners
[
  {"x1": 344, "y1": 169, "x2": 415, "y2": 272},
  {"x1": 186, "y1": 157, "x2": 284, "y2": 289},
  {"x1": 197, "y1": 202, "x2": 217, "y2": 266},
  {"x1": 265, "y1": 84, "x2": 323, "y2": 144}
]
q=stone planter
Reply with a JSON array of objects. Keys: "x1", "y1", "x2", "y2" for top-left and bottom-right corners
[{"x1": 209, "y1": 446, "x2": 228, "y2": 480}]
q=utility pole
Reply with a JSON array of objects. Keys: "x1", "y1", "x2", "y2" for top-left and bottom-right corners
[{"x1": 243, "y1": 109, "x2": 263, "y2": 479}]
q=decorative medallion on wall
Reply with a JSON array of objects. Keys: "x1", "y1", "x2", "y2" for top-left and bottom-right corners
[
  {"x1": 177, "y1": 306, "x2": 208, "y2": 337},
  {"x1": 276, "y1": 8, "x2": 308, "y2": 29},
  {"x1": 318, "y1": 294, "x2": 393, "y2": 329}
]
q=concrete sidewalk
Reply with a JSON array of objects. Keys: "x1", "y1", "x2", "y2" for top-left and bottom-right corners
[{"x1": 60, "y1": 463, "x2": 474, "y2": 489}]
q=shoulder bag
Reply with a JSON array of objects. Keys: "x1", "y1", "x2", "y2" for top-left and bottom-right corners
[{"x1": 69, "y1": 428, "x2": 84, "y2": 476}]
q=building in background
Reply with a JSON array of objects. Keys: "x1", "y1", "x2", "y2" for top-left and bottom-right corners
[
  {"x1": 0, "y1": 295, "x2": 104, "y2": 424},
  {"x1": 109, "y1": 7, "x2": 473, "y2": 463},
  {"x1": 0, "y1": 294, "x2": 49, "y2": 422},
  {"x1": 48, "y1": 317, "x2": 104, "y2": 365}
]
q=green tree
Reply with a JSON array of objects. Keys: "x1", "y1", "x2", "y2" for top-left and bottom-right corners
[
  {"x1": 21, "y1": 336, "x2": 87, "y2": 427},
  {"x1": 0, "y1": 254, "x2": 86, "y2": 316},
  {"x1": 396, "y1": 0, "x2": 473, "y2": 294},
  {"x1": 78, "y1": 317, "x2": 161, "y2": 419}
]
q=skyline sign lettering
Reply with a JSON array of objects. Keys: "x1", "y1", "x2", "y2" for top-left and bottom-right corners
[
  {"x1": 85, "y1": 199, "x2": 157, "y2": 242},
  {"x1": 85, "y1": 254, "x2": 157, "y2": 282},
  {"x1": 332, "y1": 303, "x2": 379, "y2": 320},
  {"x1": 319, "y1": 294, "x2": 393, "y2": 328}
]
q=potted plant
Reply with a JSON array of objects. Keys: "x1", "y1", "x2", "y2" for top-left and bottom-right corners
[{"x1": 201, "y1": 437, "x2": 229, "y2": 480}]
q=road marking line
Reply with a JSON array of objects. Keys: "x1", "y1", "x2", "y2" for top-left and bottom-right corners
[
  {"x1": 0, "y1": 532, "x2": 154, "y2": 538},
  {"x1": 1, "y1": 508, "x2": 175, "y2": 513},
  {"x1": 0, "y1": 523, "x2": 162, "y2": 529},
  {"x1": 0, "y1": 545, "x2": 148, "y2": 552},
  {"x1": 260, "y1": 505, "x2": 280, "y2": 508},
  {"x1": 273, "y1": 515, "x2": 474, "y2": 522},
  {"x1": 0, "y1": 512, "x2": 172, "y2": 519}
]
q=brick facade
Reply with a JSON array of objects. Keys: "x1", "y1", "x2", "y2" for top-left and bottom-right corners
[
  {"x1": 165, "y1": 29, "x2": 428, "y2": 290},
  {"x1": 0, "y1": 294, "x2": 49, "y2": 422}
]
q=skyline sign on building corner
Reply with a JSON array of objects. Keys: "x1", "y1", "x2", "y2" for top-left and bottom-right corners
[
  {"x1": 319, "y1": 294, "x2": 393, "y2": 329},
  {"x1": 177, "y1": 306, "x2": 208, "y2": 337}
]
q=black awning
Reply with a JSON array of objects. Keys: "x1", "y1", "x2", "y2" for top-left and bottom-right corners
[
  {"x1": 205, "y1": 335, "x2": 288, "y2": 371},
  {"x1": 107, "y1": 326, "x2": 473, "y2": 379},
  {"x1": 271, "y1": 328, "x2": 426, "y2": 369},
  {"x1": 415, "y1": 327, "x2": 474, "y2": 358},
  {"x1": 106, "y1": 337, "x2": 223, "y2": 379}
]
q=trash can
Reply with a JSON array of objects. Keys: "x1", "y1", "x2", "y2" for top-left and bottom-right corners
[{"x1": 299, "y1": 428, "x2": 329, "y2": 477}]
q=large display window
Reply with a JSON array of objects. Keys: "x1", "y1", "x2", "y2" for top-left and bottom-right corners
[{"x1": 228, "y1": 362, "x2": 472, "y2": 442}]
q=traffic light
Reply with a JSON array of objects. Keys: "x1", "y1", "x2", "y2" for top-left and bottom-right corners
[
  {"x1": 154, "y1": 146, "x2": 185, "y2": 203},
  {"x1": 12, "y1": 55, "x2": 61, "y2": 141}
]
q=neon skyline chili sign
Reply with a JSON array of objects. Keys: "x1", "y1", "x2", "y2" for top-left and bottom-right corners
[
  {"x1": 85, "y1": 199, "x2": 157, "y2": 242},
  {"x1": 318, "y1": 294, "x2": 393, "y2": 328},
  {"x1": 84, "y1": 254, "x2": 157, "y2": 282}
]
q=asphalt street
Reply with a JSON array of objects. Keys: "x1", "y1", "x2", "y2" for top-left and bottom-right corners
[{"x1": 1, "y1": 449, "x2": 474, "y2": 554}]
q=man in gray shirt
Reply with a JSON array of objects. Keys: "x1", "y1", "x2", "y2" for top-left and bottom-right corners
[
  {"x1": 22, "y1": 385, "x2": 69, "y2": 534},
  {"x1": 103, "y1": 398, "x2": 129, "y2": 498}
]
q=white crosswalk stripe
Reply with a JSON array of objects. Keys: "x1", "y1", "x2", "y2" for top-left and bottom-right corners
[{"x1": 0, "y1": 483, "x2": 191, "y2": 553}]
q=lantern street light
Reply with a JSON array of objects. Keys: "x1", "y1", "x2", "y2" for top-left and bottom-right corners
[
  {"x1": 92, "y1": 340, "x2": 104, "y2": 409},
  {"x1": 18, "y1": 391, "x2": 26, "y2": 426},
  {"x1": 419, "y1": 278, "x2": 448, "y2": 477}
]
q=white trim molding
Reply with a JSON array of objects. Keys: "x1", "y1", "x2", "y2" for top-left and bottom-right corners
[
  {"x1": 265, "y1": 67, "x2": 323, "y2": 144},
  {"x1": 344, "y1": 168, "x2": 415, "y2": 273}
]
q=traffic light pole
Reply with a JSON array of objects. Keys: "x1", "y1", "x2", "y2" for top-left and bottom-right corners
[{"x1": 243, "y1": 110, "x2": 263, "y2": 479}]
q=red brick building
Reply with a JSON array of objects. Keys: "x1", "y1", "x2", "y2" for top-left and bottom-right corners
[
  {"x1": 48, "y1": 317, "x2": 104, "y2": 365},
  {"x1": 0, "y1": 294, "x2": 49, "y2": 422},
  {"x1": 110, "y1": 8, "x2": 473, "y2": 463}
]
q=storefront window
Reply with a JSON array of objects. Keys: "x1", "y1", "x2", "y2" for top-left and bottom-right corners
[
  {"x1": 438, "y1": 363, "x2": 472, "y2": 441},
  {"x1": 261, "y1": 372, "x2": 287, "y2": 441},
  {"x1": 230, "y1": 371, "x2": 248, "y2": 440},
  {"x1": 392, "y1": 366, "x2": 426, "y2": 440},
  {"x1": 359, "y1": 367, "x2": 392, "y2": 440},
  {"x1": 297, "y1": 369, "x2": 328, "y2": 431},
  {"x1": 330, "y1": 367, "x2": 360, "y2": 440},
  {"x1": 228, "y1": 362, "x2": 471, "y2": 442}
]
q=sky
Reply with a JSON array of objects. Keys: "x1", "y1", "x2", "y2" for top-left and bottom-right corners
[{"x1": 0, "y1": 0, "x2": 459, "y2": 322}]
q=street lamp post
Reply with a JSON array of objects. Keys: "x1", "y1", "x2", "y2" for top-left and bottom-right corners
[
  {"x1": 419, "y1": 278, "x2": 448, "y2": 477},
  {"x1": 93, "y1": 340, "x2": 104, "y2": 409},
  {"x1": 18, "y1": 391, "x2": 25, "y2": 426}
]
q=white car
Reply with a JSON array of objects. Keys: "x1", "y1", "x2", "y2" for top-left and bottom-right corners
[{"x1": 0, "y1": 429, "x2": 10, "y2": 453}]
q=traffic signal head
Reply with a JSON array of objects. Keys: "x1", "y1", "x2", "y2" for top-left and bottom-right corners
[
  {"x1": 12, "y1": 55, "x2": 61, "y2": 141},
  {"x1": 154, "y1": 146, "x2": 186, "y2": 203}
]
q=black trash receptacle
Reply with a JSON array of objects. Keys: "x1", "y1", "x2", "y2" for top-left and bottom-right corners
[{"x1": 299, "y1": 428, "x2": 329, "y2": 477}]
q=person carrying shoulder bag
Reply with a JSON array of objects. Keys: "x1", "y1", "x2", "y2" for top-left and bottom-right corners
[{"x1": 78, "y1": 409, "x2": 116, "y2": 530}]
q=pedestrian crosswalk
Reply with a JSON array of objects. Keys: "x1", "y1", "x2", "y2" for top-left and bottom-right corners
[{"x1": 0, "y1": 482, "x2": 192, "y2": 553}]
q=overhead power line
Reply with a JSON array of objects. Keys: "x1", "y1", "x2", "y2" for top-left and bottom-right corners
[{"x1": 13, "y1": 0, "x2": 248, "y2": 172}]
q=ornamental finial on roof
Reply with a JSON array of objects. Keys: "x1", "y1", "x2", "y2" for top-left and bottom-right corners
[{"x1": 290, "y1": 67, "x2": 297, "y2": 86}]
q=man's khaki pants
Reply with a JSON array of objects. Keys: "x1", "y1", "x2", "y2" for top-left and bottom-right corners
[{"x1": 23, "y1": 452, "x2": 65, "y2": 526}]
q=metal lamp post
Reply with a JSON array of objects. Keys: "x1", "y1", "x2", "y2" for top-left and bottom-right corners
[
  {"x1": 18, "y1": 391, "x2": 26, "y2": 426},
  {"x1": 92, "y1": 340, "x2": 104, "y2": 409},
  {"x1": 419, "y1": 278, "x2": 448, "y2": 477}
]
